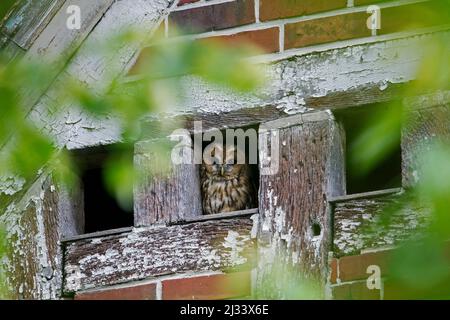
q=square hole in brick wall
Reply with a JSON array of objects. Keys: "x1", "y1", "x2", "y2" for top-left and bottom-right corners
[
  {"x1": 336, "y1": 103, "x2": 402, "y2": 194},
  {"x1": 197, "y1": 124, "x2": 259, "y2": 215},
  {"x1": 70, "y1": 144, "x2": 134, "y2": 234}
]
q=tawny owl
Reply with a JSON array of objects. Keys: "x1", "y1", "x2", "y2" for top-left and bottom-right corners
[{"x1": 201, "y1": 143, "x2": 256, "y2": 215}]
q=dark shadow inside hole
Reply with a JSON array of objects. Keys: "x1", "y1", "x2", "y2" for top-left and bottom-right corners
[
  {"x1": 312, "y1": 222, "x2": 321, "y2": 236},
  {"x1": 71, "y1": 145, "x2": 134, "y2": 234},
  {"x1": 335, "y1": 103, "x2": 402, "y2": 194}
]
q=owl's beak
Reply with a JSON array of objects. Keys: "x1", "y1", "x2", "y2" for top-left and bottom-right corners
[{"x1": 221, "y1": 166, "x2": 224, "y2": 176}]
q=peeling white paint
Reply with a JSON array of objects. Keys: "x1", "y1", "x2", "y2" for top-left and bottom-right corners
[
  {"x1": 0, "y1": 176, "x2": 25, "y2": 196},
  {"x1": 0, "y1": 174, "x2": 62, "y2": 299},
  {"x1": 223, "y1": 230, "x2": 249, "y2": 265}
]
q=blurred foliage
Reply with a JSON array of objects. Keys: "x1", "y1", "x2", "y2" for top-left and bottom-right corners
[
  {"x1": 0, "y1": 26, "x2": 264, "y2": 185},
  {"x1": 0, "y1": 5, "x2": 264, "y2": 296},
  {"x1": 0, "y1": 0, "x2": 15, "y2": 22},
  {"x1": 255, "y1": 264, "x2": 322, "y2": 300},
  {"x1": 351, "y1": 30, "x2": 450, "y2": 298}
]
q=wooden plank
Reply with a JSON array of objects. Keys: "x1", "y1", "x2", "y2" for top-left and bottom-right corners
[
  {"x1": 256, "y1": 110, "x2": 345, "y2": 298},
  {"x1": 0, "y1": 0, "x2": 65, "y2": 49},
  {"x1": 139, "y1": 83, "x2": 416, "y2": 139},
  {"x1": 24, "y1": 0, "x2": 173, "y2": 150},
  {"x1": 57, "y1": 177, "x2": 85, "y2": 239},
  {"x1": 15, "y1": 0, "x2": 115, "y2": 117},
  {"x1": 0, "y1": 31, "x2": 25, "y2": 62},
  {"x1": 134, "y1": 138, "x2": 202, "y2": 226},
  {"x1": 129, "y1": 29, "x2": 450, "y2": 116},
  {"x1": 402, "y1": 94, "x2": 450, "y2": 187},
  {"x1": 2, "y1": 175, "x2": 63, "y2": 299},
  {"x1": 333, "y1": 193, "x2": 429, "y2": 258},
  {"x1": 23, "y1": 0, "x2": 114, "y2": 63},
  {"x1": 329, "y1": 188, "x2": 403, "y2": 203},
  {"x1": 181, "y1": 208, "x2": 258, "y2": 224},
  {"x1": 6, "y1": 200, "x2": 40, "y2": 299},
  {"x1": 63, "y1": 216, "x2": 256, "y2": 293},
  {"x1": 62, "y1": 227, "x2": 133, "y2": 243},
  {"x1": 62, "y1": 211, "x2": 259, "y2": 242}
]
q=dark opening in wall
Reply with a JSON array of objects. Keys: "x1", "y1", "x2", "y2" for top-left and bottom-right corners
[
  {"x1": 336, "y1": 103, "x2": 402, "y2": 194},
  {"x1": 198, "y1": 124, "x2": 259, "y2": 215},
  {"x1": 71, "y1": 145, "x2": 134, "y2": 233}
]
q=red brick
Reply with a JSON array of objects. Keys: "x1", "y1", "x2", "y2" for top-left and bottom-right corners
[
  {"x1": 331, "y1": 281, "x2": 380, "y2": 300},
  {"x1": 162, "y1": 272, "x2": 251, "y2": 300},
  {"x1": 284, "y1": 12, "x2": 371, "y2": 49},
  {"x1": 169, "y1": 0, "x2": 255, "y2": 36},
  {"x1": 260, "y1": 0, "x2": 347, "y2": 22},
  {"x1": 201, "y1": 27, "x2": 280, "y2": 54},
  {"x1": 329, "y1": 258, "x2": 338, "y2": 284},
  {"x1": 75, "y1": 282, "x2": 157, "y2": 300},
  {"x1": 178, "y1": 0, "x2": 200, "y2": 6},
  {"x1": 379, "y1": 1, "x2": 450, "y2": 35},
  {"x1": 338, "y1": 251, "x2": 391, "y2": 282}
]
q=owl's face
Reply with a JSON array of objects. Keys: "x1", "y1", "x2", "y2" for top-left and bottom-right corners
[{"x1": 202, "y1": 143, "x2": 245, "y2": 180}]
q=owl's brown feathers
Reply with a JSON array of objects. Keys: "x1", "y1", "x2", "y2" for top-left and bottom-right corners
[{"x1": 200, "y1": 143, "x2": 256, "y2": 215}]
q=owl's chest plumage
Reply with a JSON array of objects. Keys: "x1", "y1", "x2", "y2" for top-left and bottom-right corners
[{"x1": 201, "y1": 175, "x2": 253, "y2": 215}]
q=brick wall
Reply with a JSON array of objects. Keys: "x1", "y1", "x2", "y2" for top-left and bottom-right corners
[
  {"x1": 328, "y1": 250, "x2": 391, "y2": 300},
  {"x1": 328, "y1": 246, "x2": 450, "y2": 300},
  {"x1": 137, "y1": 0, "x2": 449, "y2": 61},
  {"x1": 74, "y1": 272, "x2": 251, "y2": 300},
  {"x1": 329, "y1": 244, "x2": 450, "y2": 300}
]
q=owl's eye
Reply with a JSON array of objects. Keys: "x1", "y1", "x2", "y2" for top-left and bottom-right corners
[{"x1": 224, "y1": 164, "x2": 233, "y2": 171}]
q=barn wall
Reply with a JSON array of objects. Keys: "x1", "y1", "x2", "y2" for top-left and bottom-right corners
[{"x1": 1, "y1": 0, "x2": 449, "y2": 300}]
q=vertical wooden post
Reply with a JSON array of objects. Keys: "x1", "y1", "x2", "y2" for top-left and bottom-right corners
[
  {"x1": 133, "y1": 135, "x2": 202, "y2": 226},
  {"x1": 402, "y1": 93, "x2": 450, "y2": 187},
  {"x1": 4, "y1": 174, "x2": 64, "y2": 299},
  {"x1": 256, "y1": 111, "x2": 345, "y2": 298}
]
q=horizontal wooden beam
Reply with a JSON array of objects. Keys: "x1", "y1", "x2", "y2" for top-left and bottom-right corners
[
  {"x1": 139, "y1": 83, "x2": 415, "y2": 139},
  {"x1": 63, "y1": 215, "x2": 256, "y2": 293},
  {"x1": 333, "y1": 192, "x2": 429, "y2": 258},
  {"x1": 61, "y1": 227, "x2": 134, "y2": 243},
  {"x1": 177, "y1": 208, "x2": 258, "y2": 224},
  {"x1": 329, "y1": 188, "x2": 403, "y2": 203}
]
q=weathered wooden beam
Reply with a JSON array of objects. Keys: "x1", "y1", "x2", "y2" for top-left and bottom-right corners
[
  {"x1": 0, "y1": 31, "x2": 25, "y2": 62},
  {"x1": 138, "y1": 82, "x2": 439, "y2": 140},
  {"x1": 256, "y1": 110, "x2": 345, "y2": 298},
  {"x1": 329, "y1": 188, "x2": 402, "y2": 203},
  {"x1": 180, "y1": 208, "x2": 258, "y2": 224},
  {"x1": 17, "y1": 0, "x2": 116, "y2": 111},
  {"x1": 1, "y1": 174, "x2": 63, "y2": 299},
  {"x1": 332, "y1": 191, "x2": 429, "y2": 258},
  {"x1": 0, "y1": 0, "x2": 116, "y2": 150},
  {"x1": 63, "y1": 215, "x2": 257, "y2": 293},
  {"x1": 137, "y1": 30, "x2": 450, "y2": 117},
  {"x1": 0, "y1": 0, "x2": 65, "y2": 50},
  {"x1": 26, "y1": 0, "x2": 174, "y2": 150},
  {"x1": 133, "y1": 138, "x2": 202, "y2": 226},
  {"x1": 402, "y1": 91, "x2": 450, "y2": 187}
]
